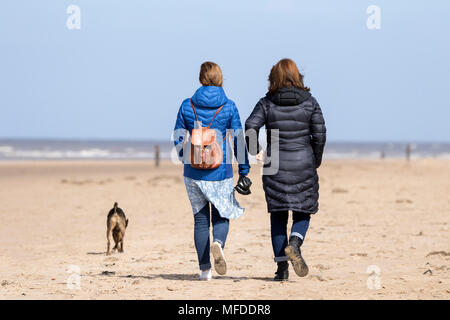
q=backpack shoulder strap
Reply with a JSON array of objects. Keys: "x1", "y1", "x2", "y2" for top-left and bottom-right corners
[
  {"x1": 190, "y1": 99, "x2": 199, "y2": 123},
  {"x1": 190, "y1": 99, "x2": 226, "y2": 129},
  {"x1": 207, "y1": 104, "x2": 225, "y2": 129}
]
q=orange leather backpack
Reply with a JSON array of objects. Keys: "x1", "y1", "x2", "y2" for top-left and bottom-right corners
[{"x1": 189, "y1": 99, "x2": 226, "y2": 170}]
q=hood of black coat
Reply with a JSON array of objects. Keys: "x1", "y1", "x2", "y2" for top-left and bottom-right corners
[{"x1": 266, "y1": 87, "x2": 311, "y2": 106}]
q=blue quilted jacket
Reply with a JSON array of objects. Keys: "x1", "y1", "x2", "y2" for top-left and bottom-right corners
[{"x1": 173, "y1": 86, "x2": 250, "y2": 181}]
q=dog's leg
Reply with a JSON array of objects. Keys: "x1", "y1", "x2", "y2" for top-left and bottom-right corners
[
  {"x1": 113, "y1": 231, "x2": 119, "y2": 252},
  {"x1": 119, "y1": 239, "x2": 124, "y2": 253},
  {"x1": 106, "y1": 226, "x2": 112, "y2": 256}
]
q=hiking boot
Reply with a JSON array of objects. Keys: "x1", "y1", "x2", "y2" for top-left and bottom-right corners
[
  {"x1": 273, "y1": 261, "x2": 289, "y2": 281},
  {"x1": 285, "y1": 235, "x2": 309, "y2": 277}
]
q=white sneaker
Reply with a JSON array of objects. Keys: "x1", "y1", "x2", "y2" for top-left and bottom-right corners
[
  {"x1": 200, "y1": 269, "x2": 212, "y2": 281},
  {"x1": 211, "y1": 241, "x2": 227, "y2": 275}
]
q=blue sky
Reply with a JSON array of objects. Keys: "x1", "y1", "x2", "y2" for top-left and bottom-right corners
[{"x1": 1, "y1": 0, "x2": 449, "y2": 142}]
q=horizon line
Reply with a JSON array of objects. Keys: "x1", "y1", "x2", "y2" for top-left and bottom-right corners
[{"x1": 0, "y1": 137, "x2": 449, "y2": 144}]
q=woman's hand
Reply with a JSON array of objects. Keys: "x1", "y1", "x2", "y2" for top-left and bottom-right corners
[
  {"x1": 235, "y1": 175, "x2": 252, "y2": 195},
  {"x1": 256, "y1": 150, "x2": 265, "y2": 162}
]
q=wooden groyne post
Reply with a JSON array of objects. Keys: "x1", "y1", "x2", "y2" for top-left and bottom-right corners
[{"x1": 155, "y1": 145, "x2": 160, "y2": 167}]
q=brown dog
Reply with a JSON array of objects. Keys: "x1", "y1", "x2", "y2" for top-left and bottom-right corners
[{"x1": 106, "y1": 202, "x2": 129, "y2": 255}]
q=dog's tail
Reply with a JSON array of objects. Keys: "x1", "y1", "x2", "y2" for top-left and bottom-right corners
[{"x1": 113, "y1": 202, "x2": 118, "y2": 213}]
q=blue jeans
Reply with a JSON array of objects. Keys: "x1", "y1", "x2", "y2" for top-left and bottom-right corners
[
  {"x1": 194, "y1": 203, "x2": 229, "y2": 270},
  {"x1": 270, "y1": 211, "x2": 311, "y2": 262}
]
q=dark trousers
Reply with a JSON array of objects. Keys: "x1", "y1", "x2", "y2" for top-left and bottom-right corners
[
  {"x1": 194, "y1": 203, "x2": 229, "y2": 270},
  {"x1": 270, "y1": 211, "x2": 311, "y2": 262}
]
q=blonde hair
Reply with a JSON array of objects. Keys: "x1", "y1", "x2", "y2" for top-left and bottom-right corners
[
  {"x1": 268, "y1": 58, "x2": 310, "y2": 94},
  {"x1": 199, "y1": 61, "x2": 223, "y2": 87}
]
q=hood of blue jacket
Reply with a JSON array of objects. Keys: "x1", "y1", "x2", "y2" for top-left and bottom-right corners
[{"x1": 191, "y1": 86, "x2": 228, "y2": 108}]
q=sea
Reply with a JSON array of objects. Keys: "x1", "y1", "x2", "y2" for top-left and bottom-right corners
[{"x1": 0, "y1": 139, "x2": 449, "y2": 161}]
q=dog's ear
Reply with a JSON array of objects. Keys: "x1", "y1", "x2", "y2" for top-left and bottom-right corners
[{"x1": 126, "y1": 219, "x2": 129, "y2": 228}]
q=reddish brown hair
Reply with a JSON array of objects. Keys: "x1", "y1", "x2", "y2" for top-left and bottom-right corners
[
  {"x1": 199, "y1": 61, "x2": 223, "y2": 87},
  {"x1": 268, "y1": 58, "x2": 310, "y2": 94}
]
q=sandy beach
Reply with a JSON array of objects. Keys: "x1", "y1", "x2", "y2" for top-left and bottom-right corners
[{"x1": 0, "y1": 159, "x2": 449, "y2": 300}]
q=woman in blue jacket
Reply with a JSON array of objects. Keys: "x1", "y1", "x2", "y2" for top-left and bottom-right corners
[{"x1": 173, "y1": 62, "x2": 252, "y2": 280}]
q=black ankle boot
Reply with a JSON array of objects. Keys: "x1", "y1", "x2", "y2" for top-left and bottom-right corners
[
  {"x1": 273, "y1": 261, "x2": 289, "y2": 281},
  {"x1": 285, "y1": 235, "x2": 309, "y2": 277}
]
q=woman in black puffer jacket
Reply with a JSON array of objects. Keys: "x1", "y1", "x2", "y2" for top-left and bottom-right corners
[{"x1": 245, "y1": 59, "x2": 326, "y2": 281}]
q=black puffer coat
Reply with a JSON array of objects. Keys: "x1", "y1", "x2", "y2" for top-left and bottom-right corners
[{"x1": 245, "y1": 87, "x2": 326, "y2": 214}]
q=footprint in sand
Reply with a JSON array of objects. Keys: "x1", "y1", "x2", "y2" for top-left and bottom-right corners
[
  {"x1": 426, "y1": 251, "x2": 450, "y2": 257},
  {"x1": 1, "y1": 280, "x2": 13, "y2": 286},
  {"x1": 308, "y1": 274, "x2": 327, "y2": 282},
  {"x1": 350, "y1": 253, "x2": 368, "y2": 257},
  {"x1": 396, "y1": 199, "x2": 413, "y2": 204},
  {"x1": 313, "y1": 264, "x2": 331, "y2": 271},
  {"x1": 97, "y1": 179, "x2": 113, "y2": 185},
  {"x1": 61, "y1": 179, "x2": 88, "y2": 185},
  {"x1": 332, "y1": 187, "x2": 348, "y2": 194},
  {"x1": 104, "y1": 256, "x2": 119, "y2": 262},
  {"x1": 147, "y1": 175, "x2": 182, "y2": 185},
  {"x1": 429, "y1": 265, "x2": 450, "y2": 272},
  {"x1": 132, "y1": 257, "x2": 149, "y2": 263},
  {"x1": 250, "y1": 242, "x2": 264, "y2": 247}
]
